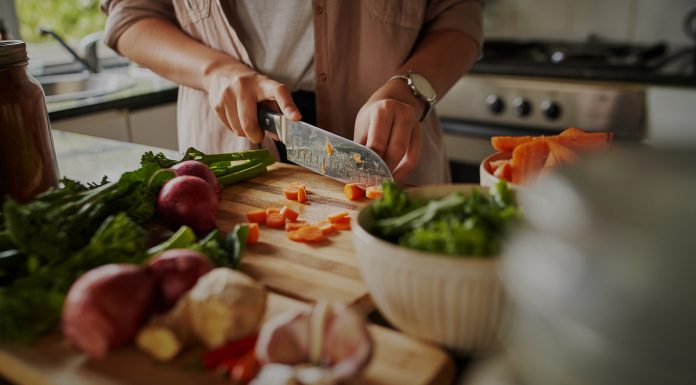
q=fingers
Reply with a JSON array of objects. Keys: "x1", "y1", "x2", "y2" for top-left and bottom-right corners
[
  {"x1": 365, "y1": 101, "x2": 394, "y2": 158},
  {"x1": 260, "y1": 82, "x2": 302, "y2": 121},
  {"x1": 237, "y1": 91, "x2": 263, "y2": 143},
  {"x1": 383, "y1": 106, "x2": 415, "y2": 171}
]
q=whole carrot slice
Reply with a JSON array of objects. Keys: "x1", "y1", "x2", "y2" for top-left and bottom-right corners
[
  {"x1": 287, "y1": 230, "x2": 304, "y2": 242},
  {"x1": 327, "y1": 211, "x2": 349, "y2": 223},
  {"x1": 365, "y1": 185, "x2": 383, "y2": 199},
  {"x1": 332, "y1": 216, "x2": 351, "y2": 231},
  {"x1": 265, "y1": 212, "x2": 286, "y2": 229},
  {"x1": 318, "y1": 221, "x2": 336, "y2": 235},
  {"x1": 245, "y1": 209, "x2": 266, "y2": 224},
  {"x1": 343, "y1": 183, "x2": 365, "y2": 201},
  {"x1": 283, "y1": 182, "x2": 303, "y2": 200},
  {"x1": 245, "y1": 223, "x2": 260, "y2": 244},
  {"x1": 510, "y1": 140, "x2": 549, "y2": 184},
  {"x1": 297, "y1": 226, "x2": 325, "y2": 242},
  {"x1": 279, "y1": 205, "x2": 300, "y2": 222},
  {"x1": 297, "y1": 185, "x2": 308, "y2": 203}
]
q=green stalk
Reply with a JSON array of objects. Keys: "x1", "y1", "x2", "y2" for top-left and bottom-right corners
[{"x1": 217, "y1": 161, "x2": 268, "y2": 186}]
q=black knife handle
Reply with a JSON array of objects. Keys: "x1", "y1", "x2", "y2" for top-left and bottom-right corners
[{"x1": 257, "y1": 106, "x2": 280, "y2": 136}]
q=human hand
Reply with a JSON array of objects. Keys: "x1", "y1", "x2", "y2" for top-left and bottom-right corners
[
  {"x1": 203, "y1": 62, "x2": 301, "y2": 143},
  {"x1": 354, "y1": 81, "x2": 424, "y2": 181}
]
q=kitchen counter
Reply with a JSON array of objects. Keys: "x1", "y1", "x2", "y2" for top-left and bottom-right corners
[{"x1": 46, "y1": 67, "x2": 178, "y2": 122}]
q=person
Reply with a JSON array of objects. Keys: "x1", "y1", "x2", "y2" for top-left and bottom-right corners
[{"x1": 100, "y1": 0, "x2": 482, "y2": 184}]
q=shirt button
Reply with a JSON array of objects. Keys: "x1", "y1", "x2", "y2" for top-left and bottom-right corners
[
  {"x1": 319, "y1": 72, "x2": 328, "y2": 82},
  {"x1": 316, "y1": 6, "x2": 323, "y2": 15}
]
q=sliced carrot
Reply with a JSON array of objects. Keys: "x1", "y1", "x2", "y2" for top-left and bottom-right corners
[
  {"x1": 283, "y1": 182, "x2": 303, "y2": 200},
  {"x1": 265, "y1": 212, "x2": 286, "y2": 229},
  {"x1": 285, "y1": 221, "x2": 308, "y2": 231},
  {"x1": 279, "y1": 206, "x2": 300, "y2": 222},
  {"x1": 317, "y1": 221, "x2": 336, "y2": 235},
  {"x1": 287, "y1": 230, "x2": 304, "y2": 242},
  {"x1": 365, "y1": 185, "x2": 383, "y2": 199},
  {"x1": 265, "y1": 207, "x2": 280, "y2": 215},
  {"x1": 297, "y1": 185, "x2": 308, "y2": 203},
  {"x1": 297, "y1": 226, "x2": 325, "y2": 242},
  {"x1": 545, "y1": 140, "x2": 579, "y2": 168},
  {"x1": 491, "y1": 135, "x2": 546, "y2": 152},
  {"x1": 245, "y1": 223, "x2": 260, "y2": 244},
  {"x1": 343, "y1": 183, "x2": 365, "y2": 201},
  {"x1": 493, "y1": 161, "x2": 512, "y2": 182},
  {"x1": 488, "y1": 159, "x2": 508, "y2": 172},
  {"x1": 327, "y1": 211, "x2": 349, "y2": 223},
  {"x1": 554, "y1": 127, "x2": 612, "y2": 152},
  {"x1": 510, "y1": 140, "x2": 549, "y2": 184},
  {"x1": 332, "y1": 219, "x2": 351, "y2": 231},
  {"x1": 245, "y1": 209, "x2": 267, "y2": 224},
  {"x1": 326, "y1": 141, "x2": 334, "y2": 156}
]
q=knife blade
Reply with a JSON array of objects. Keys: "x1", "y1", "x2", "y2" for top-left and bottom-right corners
[{"x1": 258, "y1": 108, "x2": 393, "y2": 186}]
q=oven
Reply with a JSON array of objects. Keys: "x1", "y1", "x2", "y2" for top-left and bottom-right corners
[{"x1": 438, "y1": 38, "x2": 695, "y2": 183}]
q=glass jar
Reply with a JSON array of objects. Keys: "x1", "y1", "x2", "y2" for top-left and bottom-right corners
[{"x1": 0, "y1": 40, "x2": 59, "y2": 203}]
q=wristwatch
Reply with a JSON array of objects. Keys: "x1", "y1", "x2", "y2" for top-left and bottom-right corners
[{"x1": 389, "y1": 71, "x2": 437, "y2": 122}]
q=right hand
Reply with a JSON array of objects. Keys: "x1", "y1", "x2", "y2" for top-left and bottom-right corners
[{"x1": 203, "y1": 62, "x2": 301, "y2": 143}]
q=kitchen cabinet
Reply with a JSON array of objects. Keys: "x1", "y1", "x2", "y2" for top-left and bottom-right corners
[
  {"x1": 50, "y1": 103, "x2": 179, "y2": 151},
  {"x1": 129, "y1": 103, "x2": 178, "y2": 150}
]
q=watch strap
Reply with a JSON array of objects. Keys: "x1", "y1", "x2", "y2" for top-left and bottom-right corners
[{"x1": 389, "y1": 72, "x2": 436, "y2": 122}]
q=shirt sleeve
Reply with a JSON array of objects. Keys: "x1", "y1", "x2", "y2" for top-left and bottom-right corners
[
  {"x1": 423, "y1": 0, "x2": 483, "y2": 50},
  {"x1": 100, "y1": 0, "x2": 178, "y2": 52}
]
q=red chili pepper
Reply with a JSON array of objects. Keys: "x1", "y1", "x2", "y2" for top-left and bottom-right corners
[
  {"x1": 202, "y1": 334, "x2": 258, "y2": 370},
  {"x1": 230, "y1": 350, "x2": 261, "y2": 385}
]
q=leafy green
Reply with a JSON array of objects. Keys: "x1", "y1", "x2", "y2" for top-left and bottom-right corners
[{"x1": 371, "y1": 181, "x2": 521, "y2": 257}]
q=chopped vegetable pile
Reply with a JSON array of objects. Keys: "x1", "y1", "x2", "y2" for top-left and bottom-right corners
[
  {"x1": 370, "y1": 181, "x2": 521, "y2": 257},
  {"x1": 0, "y1": 147, "x2": 272, "y2": 343}
]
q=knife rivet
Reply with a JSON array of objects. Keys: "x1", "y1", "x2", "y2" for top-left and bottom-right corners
[{"x1": 265, "y1": 118, "x2": 270, "y2": 126}]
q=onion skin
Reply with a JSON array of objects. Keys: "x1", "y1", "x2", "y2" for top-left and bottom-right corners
[
  {"x1": 61, "y1": 264, "x2": 156, "y2": 359},
  {"x1": 157, "y1": 175, "x2": 219, "y2": 235},
  {"x1": 147, "y1": 249, "x2": 214, "y2": 311},
  {"x1": 170, "y1": 161, "x2": 221, "y2": 199}
]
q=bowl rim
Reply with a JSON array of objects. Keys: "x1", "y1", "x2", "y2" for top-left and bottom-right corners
[{"x1": 353, "y1": 184, "x2": 500, "y2": 266}]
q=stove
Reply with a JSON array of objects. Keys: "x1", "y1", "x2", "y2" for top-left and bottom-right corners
[{"x1": 437, "y1": 38, "x2": 696, "y2": 181}]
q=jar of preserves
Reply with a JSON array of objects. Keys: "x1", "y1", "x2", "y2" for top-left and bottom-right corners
[{"x1": 0, "y1": 40, "x2": 59, "y2": 203}]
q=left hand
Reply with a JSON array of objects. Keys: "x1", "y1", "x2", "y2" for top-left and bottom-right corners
[{"x1": 354, "y1": 80, "x2": 424, "y2": 182}]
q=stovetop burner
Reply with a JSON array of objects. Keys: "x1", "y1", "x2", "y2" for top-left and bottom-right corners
[{"x1": 473, "y1": 39, "x2": 696, "y2": 84}]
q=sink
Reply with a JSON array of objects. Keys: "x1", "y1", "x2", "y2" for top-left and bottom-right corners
[{"x1": 37, "y1": 72, "x2": 136, "y2": 103}]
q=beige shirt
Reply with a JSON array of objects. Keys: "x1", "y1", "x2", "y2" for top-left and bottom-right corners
[
  {"x1": 225, "y1": 0, "x2": 315, "y2": 92},
  {"x1": 101, "y1": 0, "x2": 483, "y2": 185}
]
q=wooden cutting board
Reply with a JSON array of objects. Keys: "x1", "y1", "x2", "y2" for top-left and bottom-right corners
[
  {"x1": 217, "y1": 163, "x2": 374, "y2": 313},
  {"x1": 0, "y1": 293, "x2": 453, "y2": 385}
]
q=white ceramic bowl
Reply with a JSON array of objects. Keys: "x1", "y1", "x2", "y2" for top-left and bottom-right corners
[
  {"x1": 352, "y1": 184, "x2": 506, "y2": 353},
  {"x1": 480, "y1": 151, "x2": 518, "y2": 189}
]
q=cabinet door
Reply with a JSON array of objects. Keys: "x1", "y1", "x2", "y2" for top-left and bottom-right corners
[
  {"x1": 129, "y1": 103, "x2": 178, "y2": 150},
  {"x1": 50, "y1": 110, "x2": 130, "y2": 142}
]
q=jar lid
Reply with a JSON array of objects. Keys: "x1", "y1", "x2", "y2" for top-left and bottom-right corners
[{"x1": 0, "y1": 40, "x2": 29, "y2": 67}]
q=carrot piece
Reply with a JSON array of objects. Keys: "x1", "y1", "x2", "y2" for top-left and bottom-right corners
[
  {"x1": 327, "y1": 211, "x2": 349, "y2": 223},
  {"x1": 343, "y1": 183, "x2": 365, "y2": 201},
  {"x1": 285, "y1": 221, "x2": 308, "y2": 231},
  {"x1": 297, "y1": 185, "x2": 308, "y2": 203},
  {"x1": 553, "y1": 127, "x2": 612, "y2": 152},
  {"x1": 287, "y1": 230, "x2": 305, "y2": 242},
  {"x1": 297, "y1": 226, "x2": 325, "y2": 242},
  {"x1": 332, "y1": 219, "x2": 352, "y2": 231},
  {"x1": 279, "y1": 206, "x2": 300, "y2": 222},
  {"x1": 326, "y1": 141, "x2": 334, "y2": 156},
  {"x1": 265, "y1": 207, "x2": 280, "y2": 215},
  {"x1": 265, "y1": 212, "x2": 286, "y2": 229},
  {"x1": 245, "y1": 223, "x2": 260, "y2": 244},
  {"x1": 510, "y1": 140, "x2": 550, "y2": 184},
  {"x1": 545, "y1": 140, "x2": 579, "y2": 168},
  {"x1": 317, "y1": 221, "x2": 336, "y2": 235},
  {"x1": 230, "y1": 350, "x2": 261, "y2": 384},
  {"x1": 365, "y1": 185, "x2": 383, "y2": 199},
  {"x1": 283, "y1": 182, "x2": 303, "y2": 200},
  {"x1": 488, "y1": 159, "x2": 508, "y2": 172},
  {"x1": 245, "y1": 209, "x2": 267, "y2": 224},
  {"x1": 491, "y1": 135, "x2": 544, "y2": 152},
  {"x1": 493, "y1": 161, "x2": 512, "y2": 182}
]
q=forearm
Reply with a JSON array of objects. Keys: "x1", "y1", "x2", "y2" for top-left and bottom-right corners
[
  {"x1": 371, "y1": 29, "x2": 479, "y2": 116},
  {"x1": 116, "y1": 18, "x2": 247, "y2": 91}
]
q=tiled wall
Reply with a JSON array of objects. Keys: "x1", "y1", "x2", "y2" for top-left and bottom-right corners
[{"x1": 484, "y1": 0, "x2": 696, "y2": 46}]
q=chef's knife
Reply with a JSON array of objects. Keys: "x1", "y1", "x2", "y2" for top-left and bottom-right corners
[{"x1": 258, "y1": 108, "x2": 393, "y2": 186}]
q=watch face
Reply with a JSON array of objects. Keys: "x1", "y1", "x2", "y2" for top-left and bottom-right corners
[{"x1": 410, "y1": 73, "x2": 436, "y2": 101}]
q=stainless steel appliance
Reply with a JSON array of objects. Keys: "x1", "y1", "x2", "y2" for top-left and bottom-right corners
[{"x1": 439, "y1": 39, "x2": 695, "y2": 182}]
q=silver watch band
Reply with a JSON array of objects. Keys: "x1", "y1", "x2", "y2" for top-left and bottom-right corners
[{"x1": 389, "y1": 72, "x2": 436, "y2": 122}]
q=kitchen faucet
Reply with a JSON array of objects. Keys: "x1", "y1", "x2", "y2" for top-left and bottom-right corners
[{"x1": 39, "y1": 28, "x2": 101, "y2": 73}]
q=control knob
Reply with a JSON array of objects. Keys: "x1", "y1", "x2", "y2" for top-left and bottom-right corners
[
  {"x1": 541, "y1": 100, "x2": 562, "y2": 120},
  {"x1": 513, "y1": 97, "x2": 532, "y2": 117},
  {"x1": 486, "y1": 95, "x2": 505, "y2": 115}
]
